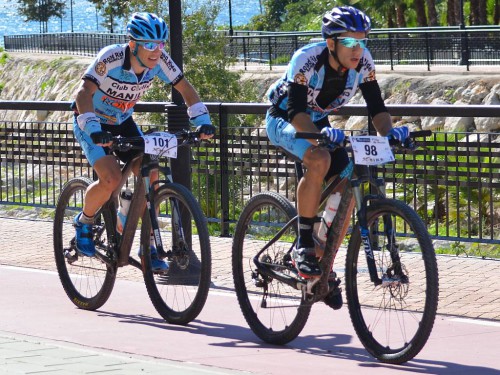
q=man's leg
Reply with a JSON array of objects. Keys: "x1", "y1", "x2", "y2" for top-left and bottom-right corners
[{"x1": 293, "y1": 147, "x2": 330, "y2": 277}]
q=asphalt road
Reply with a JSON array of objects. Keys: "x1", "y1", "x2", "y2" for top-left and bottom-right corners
[{"x1": 1, "y1": 265, "x2": 499, "y2": 374}]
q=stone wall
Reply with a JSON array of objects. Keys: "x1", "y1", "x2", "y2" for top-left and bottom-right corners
[{"x1": 0, "y1": 52, "x2": 499, "y2": 133}]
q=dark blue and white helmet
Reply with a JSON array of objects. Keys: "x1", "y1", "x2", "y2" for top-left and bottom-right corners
[
  {"x1": 127, "y1": 12, "x2": 168, "y2": 42},
  {"x1": 321, "y1": 6, "x2": 371, "y2": 39}
]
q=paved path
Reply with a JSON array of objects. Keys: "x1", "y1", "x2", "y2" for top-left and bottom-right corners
[
  {"x1": 1, "y1": 265, "x2": 500, "y2": 375},
  {"x1": 1, "y1": 215, "x2": 500, "y2": 374},
  {"x1": 1, "y1": 216, "x2": 499, "y2": 321}
]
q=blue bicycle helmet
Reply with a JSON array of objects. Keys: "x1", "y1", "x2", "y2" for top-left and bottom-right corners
[
  {"x1": 127, "y1": 12, "x2": 168, "y2": 42},
  {"x1": 321, "y1": 6, "x2": 371, "y2": 39}
]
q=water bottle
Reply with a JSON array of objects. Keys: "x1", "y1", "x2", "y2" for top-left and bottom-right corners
[
  {"x1": 317, "y1": 192, "x2": 341, "y2": 242},
  {"x1": 116, "y1": 188, "x2": 133, "y2": 234}
]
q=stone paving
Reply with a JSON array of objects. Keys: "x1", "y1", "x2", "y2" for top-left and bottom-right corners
[
  {"x1": 0, "y1": 331, "x2": 245, "y2": 375},
  {"x1": 1, "y1": 216, "x2": 499, "y2": 321}
]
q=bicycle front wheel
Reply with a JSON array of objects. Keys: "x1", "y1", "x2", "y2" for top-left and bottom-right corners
[
  {"x1": 53, "y1": 177, "x2": 117, "y2": 310},
  {"x1": 232, "y1": 192, "x2": 311, "y2": 345},
  {"x1": 141, "y1": 183, "x2": 211, "y2": 325},
  {"x1": 345, "y1": 199, "x2": 439, "y2": 364}
]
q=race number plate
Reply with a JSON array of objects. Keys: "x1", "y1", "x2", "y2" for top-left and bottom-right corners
[
  {"x1": 350, "y1": 136, "x2": 394, "y2": 166},
  {"x1": 142, "y1": 132, "x2": 178, "y2": 158}
]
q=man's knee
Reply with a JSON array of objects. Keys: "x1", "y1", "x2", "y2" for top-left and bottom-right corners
[{"x1": 303, "y1": 148, "x2": 330, "y2": 176}]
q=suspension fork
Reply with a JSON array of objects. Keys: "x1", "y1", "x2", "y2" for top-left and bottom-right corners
[
  {"x1": 143, "y1": 162, "x2": 173, "y2": 256},
  {"x1": 352, "y1": 178, "x2": 383, "y2": 285}
]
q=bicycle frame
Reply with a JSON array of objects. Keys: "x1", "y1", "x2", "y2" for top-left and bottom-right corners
[
  {"x1": 252, "y1": 147, "x2": 403, "y2": 299},
  {"x1": 91, "y1": 152, "x2": 172, "y2": 269}
]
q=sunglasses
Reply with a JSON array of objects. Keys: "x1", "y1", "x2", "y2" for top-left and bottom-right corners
[
  {"x1": 336, "y1": 37, "x2": 368, "y2": 49},
  {"x1": 137, "y1": 41, "x2": 166, "y2": 51}
]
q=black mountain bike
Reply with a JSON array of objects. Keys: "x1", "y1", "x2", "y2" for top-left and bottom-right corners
[
  {"x1": 54, "y1": 129, "x2": 211, "y2": 325},
  {"x1": 232, "y1": 131, "x2": 438, "y2": 364}
]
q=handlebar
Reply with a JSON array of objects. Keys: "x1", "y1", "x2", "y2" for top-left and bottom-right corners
[
  {"x1": 109, "y1": 129, "x2": 203, "y2": 154},
  {"x1": 295, "y1": 130, "x2": 432, "y2": 149}
]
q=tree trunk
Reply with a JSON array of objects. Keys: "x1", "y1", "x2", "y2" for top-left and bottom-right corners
[
  {"x1": 495, "y1": 0, "x2": 500, "y2": 24},
  {"x1": 396, "y1": 4, "x2": 407, "y2": 28},
  {"x1": 414, "y1": 0, "x2": 428, "y2": 26},
  {"x1": 387, "y1": 8, "x2": 396, "y2": 28},
  {"x1": 470, "y1": 0, "x2": 480, "y2": 25},
  {"x1": 447, "y1": 0, "x2": 457, "y2": 25},
  {"x1": 426, "y1": 0, "x2": 439, "y2": 26},
  {"x1": 454, "y1": 0, "x2": 462, "y2": 25},
  {"x1": 478, "y1": 0, "x2": 487, "y2": 24}
]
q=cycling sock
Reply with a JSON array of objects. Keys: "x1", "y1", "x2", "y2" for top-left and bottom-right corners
[
  {"x1": 79, "y1": 212, "x2": 94, "y2": 225},
  {"x1": 150, "y1": 233, "x2": 155, "y2": 247},
  {"x1": 297, "y1": 216, "x2": 315, "y2": 249}
]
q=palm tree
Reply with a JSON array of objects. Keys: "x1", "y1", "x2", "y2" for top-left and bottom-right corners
[{"x1": 426, "y1": 0, "x2": 439, "y2": 25}]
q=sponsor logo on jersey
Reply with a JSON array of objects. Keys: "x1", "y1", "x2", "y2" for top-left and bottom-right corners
[
  {"x1": 101, "y1": 80, "x2": 153, "y2": 101},
  {"x1": 160, "y1": 54, "x2": 177, "y2": 72},
  {"x1": 101, "y1": 51, "x2": 125, "y2": 65},
  {"x1": 95, "y1": 62, "x2": 106, "y2": 76},
  {"x1": 102, "y1": 96, "x2": 137, "y2": 113},
  {"x1": 294, "y1": 73, "x2": 307, "y2": 86},
  {"x1": 298, "y1": 56, "x2": 318, "y2": 74}
]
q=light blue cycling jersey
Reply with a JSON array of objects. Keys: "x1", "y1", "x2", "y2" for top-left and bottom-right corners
[
  {"x1": 82, "y1": 44, "x2": 184, "y2": 125},
  {"x1": 266, "y1": 41, "x2": 377, "y2": 123}
]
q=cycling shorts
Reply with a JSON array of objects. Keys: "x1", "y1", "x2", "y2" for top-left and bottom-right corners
[
  {"x1": 73, "y1": 115, "x2": 143, "y2": 167},
  {"x1": 266, "y1": 110, "x2": 349, "y2": 179}
]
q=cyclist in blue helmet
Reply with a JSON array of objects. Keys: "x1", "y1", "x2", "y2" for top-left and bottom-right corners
[
  {"x1": 71, "y1": 12, "x2": 215, "y2": 272},
  {"x1": 266, "y1": 6, "x2": 409, "y2": 304}
]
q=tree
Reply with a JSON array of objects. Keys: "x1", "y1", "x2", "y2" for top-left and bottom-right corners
[
  {"x1": 426, "y1": 0, "x2": 439, "y2": 26},
  {"x1": 87, "y1": 0, "x2": 128, "y2": 33},
  {"x1": 414, "y1": 0, "x2": 429, "y2": 26},
  {"x1": 17, "y1": 0, "x2": 66, "y2": 33}
]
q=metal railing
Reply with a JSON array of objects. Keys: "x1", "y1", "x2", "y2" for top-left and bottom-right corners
[
  {"x1": 0, "y1": 101, "x2": 499, "y2": 246},
  {"x1": 225, "y1": 28, "x2": 500, "y2": 71},
  {"x1": 3, "y1": 27, "x2": 500, "y2": 70}
]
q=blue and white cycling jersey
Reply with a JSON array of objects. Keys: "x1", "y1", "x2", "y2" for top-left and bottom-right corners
[
  {"x1": 82, "y1": 44, "x2": 184, "y2": 125},
  {"x1": 267, "y1": 41, "x2": 377, "y2": 123}
]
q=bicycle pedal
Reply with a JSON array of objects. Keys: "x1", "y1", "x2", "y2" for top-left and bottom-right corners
[{"x1": 64, "y1": 249, "x2": 78, "y2": 264}]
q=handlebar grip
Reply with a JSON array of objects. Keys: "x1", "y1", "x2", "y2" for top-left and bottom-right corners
[
  {"x1": 294, "y1": 132, "x2": 325, "y2": 140},
  {"x1": 410, "y1": 130, "x2": 432, "y2": 138}
]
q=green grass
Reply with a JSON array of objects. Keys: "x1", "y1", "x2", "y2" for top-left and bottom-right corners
[
  {"x1": 0, "y1": 52, "x2": 9, "y2": 65},
  {"x1": 435, "y1": 242, "x2": 500, "y2": 259}
]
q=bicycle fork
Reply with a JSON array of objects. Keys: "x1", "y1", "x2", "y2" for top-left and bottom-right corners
[
  {"x1": 352, "y1": 178, "x2": 384, "y2": 286},
  {"x1": 352, "y1": 178, "x2": 406, "y2": 287}
]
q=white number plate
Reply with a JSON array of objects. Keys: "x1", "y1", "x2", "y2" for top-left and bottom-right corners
[
  {"x1": 350, "y1": 136, "x2": 394, "y2": 166},
  {"x1": 142, "y1": 132, "x2": 178, "y2": 158}
]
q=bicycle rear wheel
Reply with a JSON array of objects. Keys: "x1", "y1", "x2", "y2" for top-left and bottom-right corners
[
  {"x1": 141, "y1": 183, "x2": 211, "y2": 325},
  {"x1": 232, "y1": 192, "x2": 311, "y2": 345},
  {"x1": 345, "y1": 199, "x2": 439, "y2": 364},
  {"x1": 53, "y1": 177, "x2": 117, "y2": 310}
]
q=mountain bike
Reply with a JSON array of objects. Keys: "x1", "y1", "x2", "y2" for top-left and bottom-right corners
[
  {"x1": 232, "y1": 131, "x2": 439, "y2": 364},
  {"x1": 53, "y1": 129, "x2": 211, "y2": 325}
]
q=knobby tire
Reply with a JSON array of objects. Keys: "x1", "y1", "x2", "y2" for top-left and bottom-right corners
[
  {"x1": 345, "y1": 199, "x2": 439, "y2": 364},
  {"x1": 141, "y1": 183, "x2": 211, "y2": 325},
  {"x1": 53, "y1": 177, "x2": 117, "y2": 310},
  {"x1": 232, "y1": 191, "x2": 311, "y2": 345}
]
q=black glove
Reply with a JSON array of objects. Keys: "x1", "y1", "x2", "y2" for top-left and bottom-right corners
[
  {"x1": 196, "y1": 124, "x2": 216, "y2": 136},
  {"x1": 90, "y1": 131, "x2": 113, "y2": 145}
]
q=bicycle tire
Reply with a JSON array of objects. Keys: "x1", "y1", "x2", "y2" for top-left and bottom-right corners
[
  {"x1": 345, "y1": 199, "x2": 439, "y2": 364},
  {"x1": 53, "y1": 177, "x2": 117, "y2": 310},
  {"x1": 140, "y1": 183, "x2": 211, "y2": 325},
  {"x1": 232, "y1": 191, "x2": 311, "y2": 345}
]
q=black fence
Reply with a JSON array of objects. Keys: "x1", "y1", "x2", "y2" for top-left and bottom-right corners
[
  {"x1": 0, "y1": 101, "x2": 499, "y2": 246},
  {"x1": 225, "y1": 28, "x2": 500, "y2": 71},
  {"x1": 3, "y1": 27, "x2": 500, "y2": 71}
]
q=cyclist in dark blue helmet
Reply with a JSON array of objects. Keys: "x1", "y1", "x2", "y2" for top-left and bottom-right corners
[
  {"x1": 266, "y1": 6, "x2": 409, "y2": 281},
  {"x1": 72, "y1": 12, "x2": 215, "y2": 271}
]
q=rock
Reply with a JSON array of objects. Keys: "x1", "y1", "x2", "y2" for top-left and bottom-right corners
[
  {"x1": 475, "y1": 84, "x2": 500, "y2": 132},
  {"x1": 420, "y1": 98, "x2": 449, "y2": 130},
  {"x1": 444, "y1": 100, "x2": 475, "y2": 132}
]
